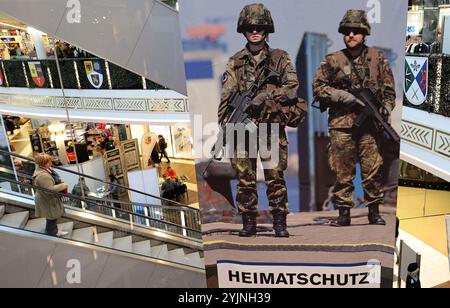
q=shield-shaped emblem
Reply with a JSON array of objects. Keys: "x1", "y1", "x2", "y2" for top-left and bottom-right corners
[
  {"x1": 404, "y1": 56, "x2": 428, "y2": 106},
  {"x1": 84, "y1": 60, "x2": 104, "y2": 89},
  {"x1": 28, "y1": 61, "x2": 46, "y2": 88}
]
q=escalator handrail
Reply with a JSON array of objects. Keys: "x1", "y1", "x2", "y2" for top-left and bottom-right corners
[
  {"x1": 0, "y1": 149, "x2": 197, "y2": 211},
  {"x1": 0, "y1": 175, "x2": 202, "y2": 236},
  {"x1": 0, "y1": 224, "x2": 204, "y2": 271}
]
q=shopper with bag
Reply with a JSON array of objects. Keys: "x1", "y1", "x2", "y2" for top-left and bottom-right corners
[{"x1": 33, "y1": 153, "x2": 69, "y2": 237}]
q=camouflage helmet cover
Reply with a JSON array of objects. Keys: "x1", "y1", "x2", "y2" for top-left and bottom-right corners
[
  {"x1": 237, "y1": 3, "x2": 274, "y2": 33},
  {"x1": 339, "y1": 9, "x2": 371, "y2": 36}
]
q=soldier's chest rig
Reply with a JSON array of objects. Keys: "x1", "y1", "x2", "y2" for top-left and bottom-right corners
[
  {"x1": 331, "y1": 47, "x2": 382, "y2": 93},
  {"x1": 232, "y1": 49, "x2": 284, "y2": 94}
]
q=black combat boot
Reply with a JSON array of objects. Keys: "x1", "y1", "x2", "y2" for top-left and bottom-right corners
[
  {"x1": 273, "y1": 212, "x2": 289, "y2": 238},
  {"x1": 331, "y1": 207, "x2": 351, "y2": 227},
  {"x1": 368, "y1": 204, "x2": 386, "y2": 225},
  {"x1": 239, "y1": 212, "x2": 257, "y2": 237}
]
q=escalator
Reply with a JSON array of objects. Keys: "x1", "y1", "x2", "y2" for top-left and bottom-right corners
[{"x1": 0, "y1": 151, "x2": 205, "y2": 288}]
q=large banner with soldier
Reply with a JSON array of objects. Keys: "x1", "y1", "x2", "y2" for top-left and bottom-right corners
[{"x1": 179, "y1": 0, "x2": 407, "y2": 288}]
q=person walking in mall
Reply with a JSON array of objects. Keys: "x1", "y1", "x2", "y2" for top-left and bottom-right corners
[
  {"x1": 158, "y1": 135, "x2": 170, "y2": 163},
  {"x1": 150, "y1": 139, "x2": 161, "y2": 166},
  {"x1": 33, "y1": 153, "x2": 69, "y2": 237}
]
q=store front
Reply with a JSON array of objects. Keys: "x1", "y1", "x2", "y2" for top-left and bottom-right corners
[
  {"x1": 132, "y1": 124, "x2": 194, "y2": 159},
  {"x1": 1, "y1": 112, "x2": 197, "y2": 205},
  {"x1": 407, "y1": 1, "x2": 450, "y2": 54}
]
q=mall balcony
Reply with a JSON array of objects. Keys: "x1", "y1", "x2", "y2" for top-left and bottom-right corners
[
  {"x1": 401, "y1": 53, "x2": 450, "y2": 183},
  {"x1": 0, "y1": 56, "x2": 190, "y2": 122}
]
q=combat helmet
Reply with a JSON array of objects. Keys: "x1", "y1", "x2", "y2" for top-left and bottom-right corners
[
  {"x1": 237, "y1": 3, "x2": 274, "y2": 34},
  {"x1": 338, "y1": 9, "x2": 371, "y2": 36}
]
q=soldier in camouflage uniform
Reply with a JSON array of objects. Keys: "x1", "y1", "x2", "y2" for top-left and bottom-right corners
[
  {"x1": 312, "y1": 9, "x2": 396, "y2": 226},
  {"x1": 219, "y1": 3, "x2": 307, "y2": 237}
]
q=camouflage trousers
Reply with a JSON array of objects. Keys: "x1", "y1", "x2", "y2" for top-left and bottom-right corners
[
  {"x1": 328, "y1": 127, "x2": 384, "y2": 209},
  {"x1": 231, "y1": 126, "x2": 289, "y2": 214}
]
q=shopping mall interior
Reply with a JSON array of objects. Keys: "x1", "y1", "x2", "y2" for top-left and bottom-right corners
[
  {"x1": 399, "y1": 0, "x2": 450, "y2": 288},
  {"x1": 0, "y1": 0, "x2": 448, "y2": 288},
  {"x1": 0, "y1": 10, "x2": 199, "y2": 208}
]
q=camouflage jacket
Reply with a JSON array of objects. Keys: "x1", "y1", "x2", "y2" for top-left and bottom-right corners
[
  {"x1": 312, "y1": 45, "x2": 396, "y2": 129},
  {"x1": 219, "y1": 43, "x2": 307, "y2": 127}
]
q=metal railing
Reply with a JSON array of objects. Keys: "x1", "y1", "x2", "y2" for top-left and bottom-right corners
[
  {"x1": 0, "y1": 178, "x2": 205, "y2": 270},
  {"x1": 1, "y1": 175, "x2": 201, "y2": 239},
  {"x1": 0, "y1": 149, "x2": 201, "y2": 239},
  {"x1": 0, "y1": 58, "x2": 165, "y2": 90}
]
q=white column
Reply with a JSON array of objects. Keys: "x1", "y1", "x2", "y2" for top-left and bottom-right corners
[{"x1": 27, "y1": 27, "x2": 47, "y2": 59}]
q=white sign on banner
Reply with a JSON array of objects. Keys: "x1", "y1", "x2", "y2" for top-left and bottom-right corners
[{"x1": 217, "y1": 260, "x2": 381, "y2": 288}]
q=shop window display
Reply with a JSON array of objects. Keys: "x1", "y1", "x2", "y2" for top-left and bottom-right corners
[
  {"x1": 132, "y1": 125, "x2": 196, "y2": 161},
  {"x1": 171, "y1": 125, "x2": 194, "y2": 159},
  {"x1": 147, "y1": 125, "x2": 173, "y2": 158},
  {"x1": 29, "y1": 125, "x2": 61, "y2": 165}
]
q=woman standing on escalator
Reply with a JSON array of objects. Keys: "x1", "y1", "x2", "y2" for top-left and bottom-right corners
[{"x1": 33, "y1": 153, "x2": 69, "y2": 237}]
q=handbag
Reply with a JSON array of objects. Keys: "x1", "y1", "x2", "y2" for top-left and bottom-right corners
[{"x1": 48, "y1": 169, "x2": 67, "y2": 194}]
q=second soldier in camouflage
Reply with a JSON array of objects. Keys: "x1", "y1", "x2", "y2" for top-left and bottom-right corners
[{"x1": 312, "y1": 9, "x2": 396, "y2": 227}]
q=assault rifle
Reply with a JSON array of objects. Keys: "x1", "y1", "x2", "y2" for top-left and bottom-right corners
[
  {"x1": 350, "y1": 87, "x2": 400, "y2": 145},
  {"x1": 201, "y1": 67, "x2": 281, "y2": 178}
]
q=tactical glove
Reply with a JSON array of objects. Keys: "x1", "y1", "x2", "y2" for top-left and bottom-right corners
[
  {"x1": 330, "y1": 89, "x2": 365, "y2": 107},
  {"x1": 250, "y1": 92, "x2": 271, "y2": 109},
  {"x1": 247, "y1": 92, "x2": 271, "y2": 118}
]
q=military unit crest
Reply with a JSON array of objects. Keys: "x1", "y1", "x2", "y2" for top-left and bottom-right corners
[{"x1": 404, "y1": 56, "x2": 428, "y2": 106}]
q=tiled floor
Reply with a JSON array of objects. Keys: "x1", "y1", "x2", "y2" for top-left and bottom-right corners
[{"x1": 434, "y1": 281, "x2": 450, "y2": 288}]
